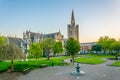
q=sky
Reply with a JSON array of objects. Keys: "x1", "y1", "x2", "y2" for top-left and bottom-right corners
[{"x1": 0, "y1": 0, "x2": 120, "y2": 43}]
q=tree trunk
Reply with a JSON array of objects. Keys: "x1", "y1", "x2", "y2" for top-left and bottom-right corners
[
  {"x1": 115, "y1": 52, "x2": 118, "y2": 60},
  {"x1": 71, "y1": 55, "x2": 74, "y2": 64},
  {"x1": 47, "y1": 55, "x2": 50, "y2": 60},
  {"x1": 43, "y1": 50, "x2": 46, "y2": 57},
  {"x1": 47, "y1": 51, "x2": 50, "y2": 60},
  {"x1": 11, "y1": 59, "x2": 14, "y2": 72}
]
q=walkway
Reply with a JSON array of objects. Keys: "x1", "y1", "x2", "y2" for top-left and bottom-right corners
[{"x1": 17, "y1": 59, "x2": 120, "y2": 80}]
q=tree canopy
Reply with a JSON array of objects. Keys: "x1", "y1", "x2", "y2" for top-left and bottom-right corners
[
  {"x1": 29, "y1": 43, "x2": 43, "y2": 60},
  {"x1": 97, "y1": 36, "x2": 116, "y2": 53},
  {"x1": 110, "y1": 41, "x2": 120, "y2": 60},
  {"x1": 65, "y1": 37, "x2": 80, "y2": 64},
  {"x1": 92, "y1": 44, "x2": 102, "y2": 53},
  {"x1": 7, "y1": 38, "x2": 24, "y2": 71},
  {"x1": 41, "y1": 38, "x2": 55, "y2": 60},
  {"x1": 0, "y1": 36, "x2": 7, "y2": 61},
  {"x1": 0, "y1": 36, "x2": 6, "y2": 46},
  {"x1": 53, "y1": 41, "x2": 63, "y2": 56}
]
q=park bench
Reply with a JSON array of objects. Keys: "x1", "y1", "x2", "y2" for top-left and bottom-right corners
[
  {"x1": 40, "y1": 64, "x2": 47, "y2": 68},
  {"x1": 59, "y1": 61, "x2": 67, "y2": 66},
  {"x1": 22, "y1": 68, "x2": 31, "y2": 74}
]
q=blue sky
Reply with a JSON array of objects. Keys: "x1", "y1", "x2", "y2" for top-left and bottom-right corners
[{"x1": 0, "y1": 0, "x2": 120, "y2": 42}]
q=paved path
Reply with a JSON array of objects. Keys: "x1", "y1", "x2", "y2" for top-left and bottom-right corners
[{"x1": 17, "y1": 59, "x2": 120, "y2": 80}]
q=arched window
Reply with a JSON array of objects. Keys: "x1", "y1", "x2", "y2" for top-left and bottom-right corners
[{"x1": 71, "y1": 30, "x2": 72, "y2": 35}]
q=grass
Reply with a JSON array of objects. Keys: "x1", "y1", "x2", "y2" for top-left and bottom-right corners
[
  {"x1": 0, "y1": 62, "x2": 10, "y2": 72},
  {"x1": 0, "y1": 54, "x2": 116, "y2": 72},
  {"x1": 111, "y1": 61, "x2": 120, "y2": 67},
  {"x1": 75, "y1": 57, "x2": 105, "y2": 64},
  {"x1": 0, "y1": 56, "x2": 70, "y2": 72},
  {"x1": 74, "y1": 54, "x2": 114, "y2": 64}
]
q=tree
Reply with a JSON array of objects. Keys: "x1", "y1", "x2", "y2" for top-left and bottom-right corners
[
  {"x1": 92, "y1": 44, "x2": 102, "y2": 54},
  {"x1": 6, "y1": 39, "x2": 24, "y2": 71},
  {"x1": 0, "y1": 36, "x2": 6, "y2": 45},
  {"x1": 97, "y1": 36, "x2": 115, "y2": 54},
  {"x1": 0, "y1": 36, "x2": 7, "y2": 61},
  {"x1": 53, "y1": 41, "x2": 63, "y2": 56},
  {"x1": 65, "y1": 37, "x2": 80, "y2": 64},
  {"x1": 41, "y1": 38, "x2": 55, "y2": 60},
  {"x1": 110, "y1": 41, "x2": 120, "y2": 60},
  {"x1": 29, "y1": 43, "x2": 43, "y2": 60}
]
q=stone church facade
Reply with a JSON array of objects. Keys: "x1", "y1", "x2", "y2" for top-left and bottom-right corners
[
  {"x1": 23, "y1": 30, "x2": 64, "y2": 46},
  {"x1": 67, "y1": 10, "x2": 79, "y2": 41}
]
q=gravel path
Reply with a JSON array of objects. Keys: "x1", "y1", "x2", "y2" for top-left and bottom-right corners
[{"x1": 17, "y1": 59, "x2": 120, "y2": 80}]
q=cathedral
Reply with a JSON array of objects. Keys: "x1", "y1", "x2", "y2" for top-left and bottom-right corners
[
  {"x1": 3, "y1": 10, "x2": 80, "y2": 60},
  {"x1": 67, "y1": 10, "x2": 79, "y2": 41},
  {"x1": 23, "y1": 30, "x2": 64, "y2": 46}
]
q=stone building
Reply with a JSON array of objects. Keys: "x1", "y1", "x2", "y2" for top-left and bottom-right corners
[
  {"x1": 23, "y1": 30, "x2": 64, "y2": 46},
  {"x1": 45, "y1": 31, "x2": 64, "y2": 45},
  {"x1": 80, "y1": 42, "x2": 96, "y2": 53},
  {"x1": 67, "y1": 10, "x2": 79, "y2": 41}
]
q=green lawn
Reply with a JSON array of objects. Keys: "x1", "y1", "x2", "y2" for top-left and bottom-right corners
[
  {"x1": 0, "y1": 54, "x2": 116, "y2": 73},
  {"x1": 74, "y1": 54, "x2": 114, "y2": 64},
  {"x1": 0, "y1": 56, "x2": 70, "y2": 72},
  {"x1": 0, "y1": 62, "x2": 10, "y2": 72},
  {"x1": 75, "y1": 57, "x2": 105, "y2": 64},
  {"x1": 111, "y1": 61, "x2": 120, "y2": 66}
]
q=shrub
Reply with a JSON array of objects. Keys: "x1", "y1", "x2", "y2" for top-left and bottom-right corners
[{"x1": 0, "y1": 62, "x2": 10, "y2": 72}]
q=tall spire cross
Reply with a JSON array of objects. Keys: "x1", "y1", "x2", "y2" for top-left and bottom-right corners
[{"x1": 71, "y1": 10, "x2": 75, "y2": 25}]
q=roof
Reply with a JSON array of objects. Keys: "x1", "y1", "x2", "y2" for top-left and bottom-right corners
[
  {"x1": 45, "y1": 32, "x2": 60, "y2": 38},
  {"x1": 80, "y1": 42, "x2": 96, "y2": 46}
]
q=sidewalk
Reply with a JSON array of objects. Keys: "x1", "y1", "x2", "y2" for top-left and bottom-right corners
[{"x1": 17, "y1": 59, "x2": 120, "y2": 80}]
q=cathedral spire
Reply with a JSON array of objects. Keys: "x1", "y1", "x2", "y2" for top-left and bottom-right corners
[{"x1": 71, "y1": 10, "x2": 75, "y2": 25}]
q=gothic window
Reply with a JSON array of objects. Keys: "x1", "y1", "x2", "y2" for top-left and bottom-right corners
[{"x1": 71, "y1": 30, "x2": 72, "y2": 35}]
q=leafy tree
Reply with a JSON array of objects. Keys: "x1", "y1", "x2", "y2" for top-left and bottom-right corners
[
  {"x1": 97, "y1": 36, "x2": 115, "y2": 54},
  {"x1": 110, "y1": 41, "x2": 120, "y2": 60},
  {"x1": 29, "y1": 43, "x2": 43, "y2": 60},
  {"x1": 41, "y1": 38, "x2": 55, "y2": 60},
  {"x1": 65, "y1": 37, "x2": 80, "y2": 64},
  {"x1": 6, "y1": 38, "x2": 24, "y2": 71},
  {"x1": 0, "y1": 36, "x2": 6, "y2": 45},
  {"x1": 92, "y1": 44, "x2": 102, "y2": 53},
  {"x1": 53, "y1": 41, "x2": 63, "y2": 56},
  {"x1": 0, "y1": 36, "x2": 7, "y2": 61}
]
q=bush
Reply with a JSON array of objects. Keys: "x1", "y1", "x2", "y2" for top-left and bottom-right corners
[
  {"x1": 0, "y1": 56, "x2": 69, "y2": 72},
  {"x1": 0, "y1": 62, "x2": 10, "y2": 72}
]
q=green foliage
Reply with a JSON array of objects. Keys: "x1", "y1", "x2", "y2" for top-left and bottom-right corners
[
  {"x1": 75, "y1": 57, "x2": 105, "y2": 64},
  {"x1": 65, "y1": 37, "x2": 80, "y2": 64},
  {"x1": 29, "y1": 43, "x2": 43, "y2": 60},
  {"x1": 97, "y1": 36, "x2": 116, "y2": 52},
  {"x1": 0, "y1": 36, "x2": 7, "y2": 61},
  {"x1": 111, "y1": 61, "x2": 120, "y2": 66},
  {"x1": 0, "y1": 36, "x2": 6, "y2": 46},
  {"x1": 41, "y1": 38, "x2": 55, "y2": 60},
  {"x1": 65, "y1": 38, "x2": 80, "y2": 56},
  {"x1": 92, "y1": 44, "x2": 102, "y2": 53},
  {"x1": 53, "y1": 41, "x2": 63, "y2": 56},
  {"x1": 110, "y1": 41, "x2": 120, "y2": 60},
  {"x1": 0, "y1": 62, "x2": 10, "y2": 72},
  {"x1": 75, "y1": 54, "x2": 113, "y2": 64},
  {"x1": 0, "y1": 56, "x2": 69, "y2": 72},
  {"x1": 111, "y1": 41, "x2": 120, "y2": 51},
  {"x1": 6, "y1": 38, "x2": 24, "y2": 71}
]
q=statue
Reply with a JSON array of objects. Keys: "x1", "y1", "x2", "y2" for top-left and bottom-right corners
[{"x1": 71, "y1": 63, "x2": 85, "y2": 76}]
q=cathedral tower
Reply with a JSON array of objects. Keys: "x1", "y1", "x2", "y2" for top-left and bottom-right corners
[{"x1": 67, "y1": 10, "x2": 79, "y2": 41}]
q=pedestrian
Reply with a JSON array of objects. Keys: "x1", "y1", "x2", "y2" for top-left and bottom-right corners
[{"x1": 70, "y1": 59, "x2": 72, "y2": 63}]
